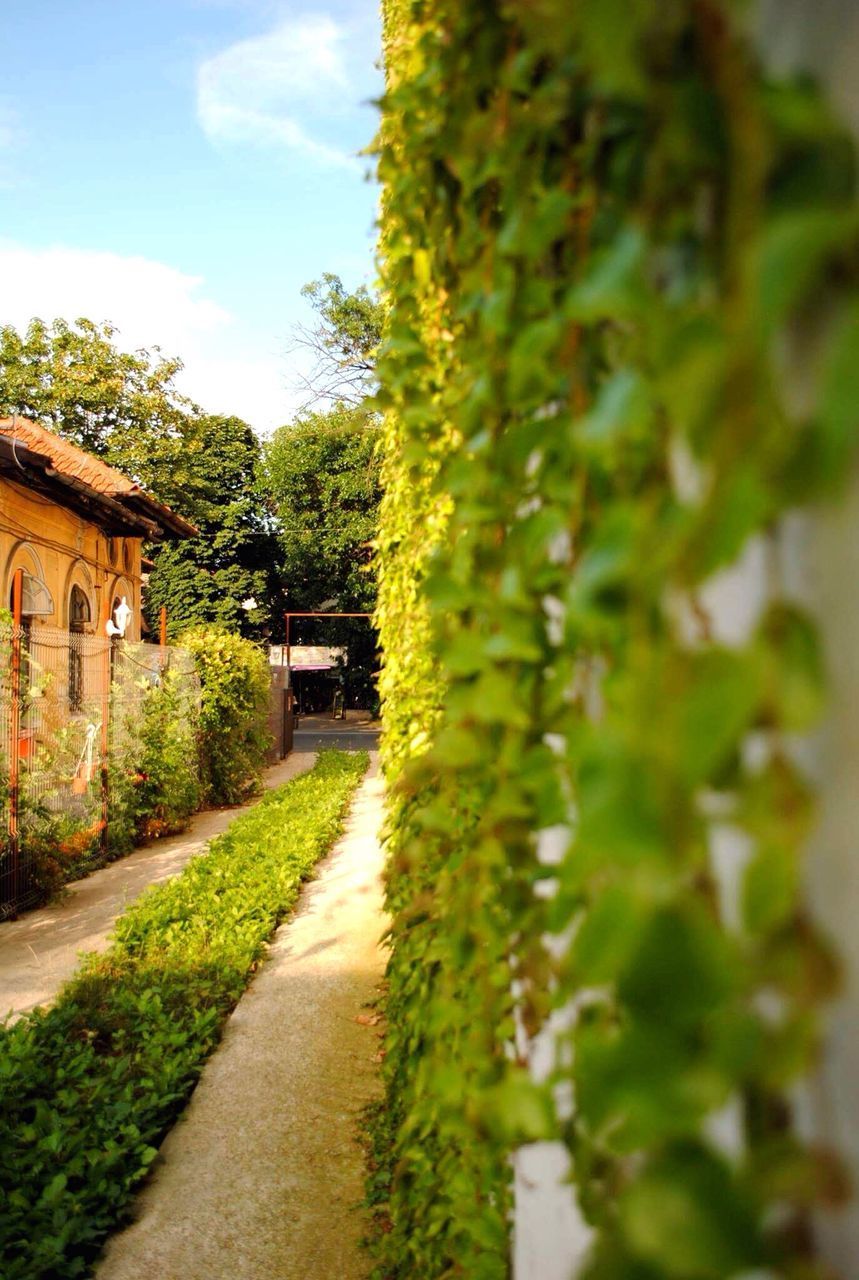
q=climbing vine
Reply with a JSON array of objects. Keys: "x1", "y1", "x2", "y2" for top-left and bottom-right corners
[{"x1": 372, "y1": 2, "x2": 858, "y2": 1277}]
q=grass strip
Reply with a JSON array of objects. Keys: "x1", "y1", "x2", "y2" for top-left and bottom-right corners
[{"x1": 0, "y1": 748, "x2": 368, "y2": 1280}]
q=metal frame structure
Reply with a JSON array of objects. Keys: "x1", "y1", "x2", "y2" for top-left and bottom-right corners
[{"x1": 283, "y1": 611, "x2": 373, "y2": 671}]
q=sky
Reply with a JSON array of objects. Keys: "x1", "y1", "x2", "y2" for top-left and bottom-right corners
[{"x1": 0, "y1": 0, "x2": 382, "y2": 434}]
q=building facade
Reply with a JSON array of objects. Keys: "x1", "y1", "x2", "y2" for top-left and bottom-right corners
[{"x1": 0, "y1": 416, "x2": 194, "y2": 638}]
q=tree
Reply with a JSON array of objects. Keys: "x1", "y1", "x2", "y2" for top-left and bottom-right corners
[
  {"x1": 0, "y1": 317, "x2": 211, "y2": 515},
  {"x1": 143, "y1": 415, "x2": 284, "y2": 640},
  {"x1": 0, "y1": 317, "x2": 191, "y2": 461},
  {"x1": 0, "y1": 318, "x2": 281, "y2": 638},
  {"x1": 262, "y1": 403, "x2": 381, "y2": 699},
  {"x1": 289, "y1": 273, "x2": 383, "y2": 408}
]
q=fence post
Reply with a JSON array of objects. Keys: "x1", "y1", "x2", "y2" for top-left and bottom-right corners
[{"x1": 8, "y1": 568, "x2": 23, "y2": 900}]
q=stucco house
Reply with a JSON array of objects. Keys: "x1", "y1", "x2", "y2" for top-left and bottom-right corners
[{"x1": 0, "y1": 416, "x2": 194, "y2": 639}]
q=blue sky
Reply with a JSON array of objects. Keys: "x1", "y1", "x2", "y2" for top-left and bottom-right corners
[{"x1": 0, "y1": 0, "x2": 382, "y2": 432}]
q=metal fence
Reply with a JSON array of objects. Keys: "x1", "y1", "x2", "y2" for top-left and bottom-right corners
[{"x1": 0, "y1": 623, "x2": 198, "y2": 918}]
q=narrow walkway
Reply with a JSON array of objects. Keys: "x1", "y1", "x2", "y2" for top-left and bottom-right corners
[
  {"x1": 0, "y1": 752, "x2": 316, "y2": 1019},
  {"x1": 97, "y1": 758, "x2": 387, "y2": 1280}
]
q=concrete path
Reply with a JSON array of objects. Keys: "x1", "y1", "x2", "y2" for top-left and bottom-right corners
[
  {"x1": 0, "y1": 752, "x2": 316, "y2": 1020},
  {"x1": 97, "y1": 758, "x2": 387, "y2": 1280}
]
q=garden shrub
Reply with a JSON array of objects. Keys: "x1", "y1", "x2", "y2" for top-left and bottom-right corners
[
  {"x1": 0, "y1": 618, "x2": 105, "y2": 904},
  {"x1": 0, "y1": 748, "x2": 367, "y2": 1280},
  {"x1": 9, "y1": 645, "x2": 202, "y2": 901},
  {"x1": 118, "y1": 665, "x2": 201, "y2": 845},
  {"x1": 179, "y1": 626, "x2": 271, "y2": 805},
  {"x1": 2, "y1": 623, "x2": 267, "y2": 909},
  {"x1": 371, "y1": 2, "x2": 858, "y2": 1277}
]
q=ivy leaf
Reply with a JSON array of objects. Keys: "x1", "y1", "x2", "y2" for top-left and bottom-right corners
[
  {"x1": 480, "y1": 1074, "x2": 554, "y2": 1143},
  {"x1": 675, "y1": 648, "x2": 761, "y2": 784},
  {"x1": 567, "y1": 506, "x2": 635, "y2": 616},
  {"x1": 817, "y1": 299, "x2": 859, "y2": 487},
  {"x1": 618, "y1": 906, "x2": 736, "y2": 1028},
  {"x1": 577, "y1": 369, "x2": 652, "y2": 450},
  {"x1": 40, "y1": 1173, "x2": 68, "y2": 1204},
  {"x1": 577, "y1": 747, "x2": 669, "y2": 873},
  {"x1": 621, "y1": 1145, "x2": 763, "y2": 1275},
  {"x1": 576, "y1": 1019, "x2": 730, "y2": 1149},
  {"x1": 655, "y1": 314, "x2": 726, "y2": 446},
  {"x1": 743, "y1": 843, "x2": 798, "y2": 935},
  {"x1": 444, "y1": 629, "x2": 490, "y2": 676},
  {"x1": 569, "y1": 884, "x2": 646, "y2": 983},
  {"x1": 507, "y1": 317, "x2": 565, "y2": 402},
  {"x1": 576, "y1": 0, "x2": 655, "y2": 96},
  {"x1": 757, "y1": 603, "x2": 825, "y2": 731},
  {"x1": 565, "y1": 227, "x2": 646, "y2": 322},
  {"x1": 687, "y1": 463, "x2": 771, "y2": 578},
  {"x1": 758, "y1": 208, "x2": 859, "y2": 336}
]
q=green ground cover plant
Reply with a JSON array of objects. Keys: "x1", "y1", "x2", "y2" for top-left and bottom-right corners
[
  {"x1": 0, "y1": 748, "x2": 367, "y2": 1280},
  {"x1": 371, "y1": 1, "x2": 858, "y2": 1276}
]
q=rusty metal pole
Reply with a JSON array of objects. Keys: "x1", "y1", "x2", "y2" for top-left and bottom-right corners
[
  {"x1": 100, "y1": 593, "x2": 111, "y2": 854},
  {"x1": 159, "y1": 605, "x2": 168, "y2": 673},
  {"x1": 8, "y1": 568, "x2": 23, "y2": 897},
  {"x1": 280, "y1": 610, "x2": 373, "y2": 715},
  {"x1": 285, "y1": 613, "x2": 293, "y2": 719}
]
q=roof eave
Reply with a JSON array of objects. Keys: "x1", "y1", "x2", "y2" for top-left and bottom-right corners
[
  {"x1": 0, "y1": 418, "x2": 197, "y2": 540},
  {"x1": 119, "y1": 494, "x2": 198, "y2": 539},
  {"x1": 0, "y1": 442, "x2": 173, "y2": 539}
]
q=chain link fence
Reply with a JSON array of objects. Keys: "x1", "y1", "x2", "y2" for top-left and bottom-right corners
[{"x1": 0, "y1": 623, "x2": 199, "y2": 918}]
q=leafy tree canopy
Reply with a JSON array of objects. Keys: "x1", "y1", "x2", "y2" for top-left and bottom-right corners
[
  {"x1": 0, "y1": 317, "x2": 190, "y2": 462},
  {"x1": 144, "y1": 414, "x2": 284, "y2": 640},
  {"x1": 0, "y1": 317, "x2": 281, "y2": 639},
  {"x1": 263, "y1": 403, "x2": 380, "y2": 613},
  {"x1": 291, "y1": 273, "x2": 383, "y2": 408},
  {"x1": 262, "y1": 403, "x2": 381, "y2": 694}
]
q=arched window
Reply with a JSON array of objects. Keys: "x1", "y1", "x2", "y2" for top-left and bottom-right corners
[
  {"x1": 8, "y1": 570, "x2": 53, "y2": 620},
  {"x1": 69, "y1": 585, "x2": 92, "y2": 710},
  {"x1": 70, "y1": 585, "x2": 91, "y2": 629}
]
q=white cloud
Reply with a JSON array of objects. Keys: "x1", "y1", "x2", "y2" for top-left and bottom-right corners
[
  {"x1": 181, "y1": 345, "x2": 304, "y2": 435},
  {"x1": 0, "y1": 241, "x2": 228, "y2": 354},
  {"x1": 0, "y1": 240, "x2": 297, "y2": 432},
  {"x1": 197, "y1": 13, "x2": 371, "y2": 169}
]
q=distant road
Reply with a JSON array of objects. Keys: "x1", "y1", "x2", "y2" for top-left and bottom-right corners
[
  {"x1": 292, "y1": 714, "x2": 380, "y2": 753},
  {"x1": 294, "y1": 729, "x2": 380, "y2": 751}
]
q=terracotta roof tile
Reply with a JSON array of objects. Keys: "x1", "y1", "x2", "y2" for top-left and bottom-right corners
[
  {"x1": 0, "y1": 416, "x2": 138, "y2": 496},
  {"x1": 0, "y1": 415, "x2": 197, "y2": 539}
]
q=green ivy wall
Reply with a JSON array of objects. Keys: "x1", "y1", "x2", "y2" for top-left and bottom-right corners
[{"x1": 373, "y1": 2, "x2": 859, "y2": 1277}]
